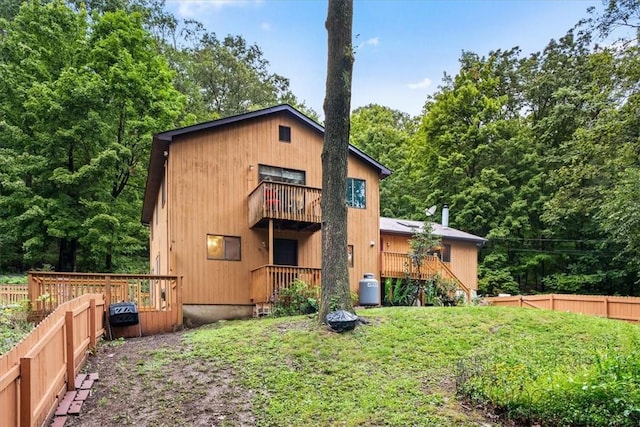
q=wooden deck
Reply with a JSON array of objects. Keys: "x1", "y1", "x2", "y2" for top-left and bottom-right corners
[
  {"x1": 248, "y1": 181, "x2": 322, "y2": 231},
  {"x1": 250, "y1": 265, "x2": 321, "y2": 306},
  {"x1": 27, "y1": 272, "x2": 182, "y2": 337},
  {"x1": 380, "y1": 251, "x2": 471, "y2": 301}
]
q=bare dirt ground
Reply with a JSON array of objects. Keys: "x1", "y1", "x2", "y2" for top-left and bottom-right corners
[{"x1": 64, "y1": 328, "x2": 256, "y2": 427}]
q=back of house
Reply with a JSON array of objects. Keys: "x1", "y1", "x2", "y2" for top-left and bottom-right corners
[{"x1": 141, "y1": 104, "x2": 390, "y2": 323}]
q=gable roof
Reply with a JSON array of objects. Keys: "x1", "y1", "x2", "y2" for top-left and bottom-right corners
[
  {"x1": 380, "y1": 216, "x2": 487, "y2": 246},
  {"x1": 141, "y1": 104, "x2": 392, "y2": 224}
]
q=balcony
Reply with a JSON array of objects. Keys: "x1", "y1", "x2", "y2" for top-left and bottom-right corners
[
  {"x1": 250, "y1": 265, "x2": 321, "y2": 304},
  {"x1": 380, "y1": 251, "x2": 471, "y2": 301},
  {"x1": 248, "y1": 181, "x2": 322, "y2": 232}
]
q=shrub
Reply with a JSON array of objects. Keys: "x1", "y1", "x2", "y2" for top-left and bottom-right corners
[
  {"x1": 271, "y1": 279, "x2": 319, "y2": 317},
  {"x1": 0, "y1": 299, "x2": 34, "y2": 353},
  {"x1": 456, "y1": 342, "x2": 640, "y2": 426}
]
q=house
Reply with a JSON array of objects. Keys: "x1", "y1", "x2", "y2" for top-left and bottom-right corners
[
  {"x1": 141, "y1": 104, "x2": 391, "y2": 323},
  {"x1": 379, "y1": 208, "x2": 487, "y2": 301}
]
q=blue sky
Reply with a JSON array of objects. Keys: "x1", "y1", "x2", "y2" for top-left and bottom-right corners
[{"x1": 164, "y1": 0, "x2": 601, "y2": 117}]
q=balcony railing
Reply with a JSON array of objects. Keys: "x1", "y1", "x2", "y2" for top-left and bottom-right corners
[
  {"x1": 250, "y1": 265, "x2": 321, "y2": 304},
  {"x1": 380, "y1": 251, "x2": 470, "y2": 301},
  {"x1": 248, "y1": 181, "x2": 322, "y2": 231}
]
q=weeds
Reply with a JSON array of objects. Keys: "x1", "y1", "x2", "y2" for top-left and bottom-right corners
[
  {"x1": 455, "y1": 319, "x2": 640, "y2": 426},
  {"x1": 0, "y1": 299, "x2": 33, "y2": 353},
  {"x1": 271, "y1": 279, "x2": 319, "y2": 317}
]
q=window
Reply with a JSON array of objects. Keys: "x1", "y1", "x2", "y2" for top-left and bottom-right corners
[
  {"x1": 433, "y1": 244, "x2": 451, "y2": 263},
  {"x1": 346, "y1": 178, "x2": 366, "y2": 208},
  {"x1": 279, "y1": 125, "x2": 291, "y2": 142},
  {"x1": 347, "y1": 245, "x2": 354, "y2": 268},
  {"x1": 441, "y1": 244, "x2": 451, "y2": 263},
  {"x1": 207, "y1": 235, "x2": 241, "y2": 261},
  {"x1": 259, "y1": 165, "x2": 305, "y2": 185}
]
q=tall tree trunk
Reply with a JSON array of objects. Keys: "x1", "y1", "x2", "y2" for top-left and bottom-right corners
[
  {"x1": 319, "y1": 0, "x2": 355, "y2": 323},
  {"x1": 58, "y1": 238, "x2": 77, "y2": 272}
]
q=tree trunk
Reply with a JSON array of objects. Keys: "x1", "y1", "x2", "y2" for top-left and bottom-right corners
[
  {"x1": 57, "y1": 238, "x2": 77, "y2": 272},
  {"x1": 319, "y1": 0, "x2": 355, "y2": 323}
]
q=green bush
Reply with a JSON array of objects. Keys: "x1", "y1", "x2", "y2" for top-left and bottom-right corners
[
  {"x1": 0, "y1": 275, "x2": 27, "y2": 285},
  {"x1": 456, "y1": 341, "x2": 640, "y2": 426},
  {"x1": 271, "y1": 279, "x2": 319, "y2": 317},
  {"x1": 0, "y1": 299, "x2": 33, "y2": 353}
]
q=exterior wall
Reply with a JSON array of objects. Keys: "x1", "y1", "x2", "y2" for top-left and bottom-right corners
[
  {"x1": 149, "y1": 165, "x2": 169, "y2": 276},
  {"x1": 158, "y1": 112, "x2": 381, "y2": 306},
  {"x1": 347, "y1": 156, "x2": 381, "y2": 292},
  {"x1": 379, "y1": 232, "x2": 480, "y2": 291},
  {"x1": 448, "y1": 240, "x2": 480, "y2": 290}
]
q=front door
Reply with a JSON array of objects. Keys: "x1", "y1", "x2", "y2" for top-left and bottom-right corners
[{"x1": 274, "y1": 239, "x2": 298, "y2": 266}]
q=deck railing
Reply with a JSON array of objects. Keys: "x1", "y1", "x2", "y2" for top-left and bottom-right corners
[
  {"x1": 27, "y1": 272, "x2": 182, "y2": 336},
  {"x1": 248, "y1": 181, "x2": 322, "y2": 228},
  {"x1": 0, "y1": 284, "x2": 29, "y2": 306},
  {"x1": 380, "y1": 251, "x2": 471, "y2": 301},
  {"x1": 250, "y1": 265, "x2": 321, "y2": 305}
]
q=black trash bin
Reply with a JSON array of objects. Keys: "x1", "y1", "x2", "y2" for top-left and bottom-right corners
[{"x1": 108, "y1": 302, "x2": 141, "y2": 339}]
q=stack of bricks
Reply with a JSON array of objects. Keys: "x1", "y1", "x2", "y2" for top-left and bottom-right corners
[{"x1": 50, "y1": 372, "x2": 99, "y2": 426}]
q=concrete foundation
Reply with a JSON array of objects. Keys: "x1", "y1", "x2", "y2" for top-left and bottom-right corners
[{"x1": 183, "y1": 304, "x2": 254, "y2": 326}]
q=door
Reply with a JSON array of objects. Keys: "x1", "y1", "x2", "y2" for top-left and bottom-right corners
[{"x1": 274, "y1": 239, "x2": 298, "y2": 266}]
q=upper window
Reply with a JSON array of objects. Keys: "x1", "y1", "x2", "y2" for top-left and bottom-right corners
[
  {"x1": 279, "y1": 125, "x2": 291, "y2": 142},
  {"x1": 259, "y1": 165, "x2": 305, "y2": 185},
  {"x1": 207, "y1": 235, "x2": 241, "y2": 261},
  {"x1": 346, "y1": 178, "x2": 366, "y2": 209}
]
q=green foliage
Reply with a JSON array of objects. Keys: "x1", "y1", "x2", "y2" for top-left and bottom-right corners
[
  {"x1": 456, "y1": 333, "x2": 640, "y2": 426},
  {"x1": 0, "y1": 299, "x2": 33, "y2": 354},
  {"x1": 0, "y1": 275, "x2": 27, "y2": 285},
  {"x1": 271, "y1": 279, "x2": 319, "y2": 317}
]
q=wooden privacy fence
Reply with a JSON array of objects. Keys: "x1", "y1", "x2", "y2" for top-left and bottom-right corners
[
  {"x1": 28, "y1": 272, "x2": 183, "y2": 337},
  {"x1": 0, "y1": 284, "x2": 29, "y2": 306},
  {"x1": 487, "y1": 294, "x2": 640, "y2": 322},
  {"x1": 0, "y1": 293, "x2": 105, "y2": 427}
]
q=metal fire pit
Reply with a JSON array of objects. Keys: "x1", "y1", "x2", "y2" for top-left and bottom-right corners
[{"x1": 108, "y1": 302, "x2": 141, "y2": 339}]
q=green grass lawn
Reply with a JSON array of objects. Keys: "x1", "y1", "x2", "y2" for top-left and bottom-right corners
[{"x1": 150, "y1": 306, "x2": 640, "y2": 426}]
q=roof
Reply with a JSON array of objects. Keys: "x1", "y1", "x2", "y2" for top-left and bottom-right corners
[
  {"x1": 141, "y1": 104, "x2": 392, "y2": 224},
  {"x1": 380, "y1": 216, "x2": 487, "y2": 245}
]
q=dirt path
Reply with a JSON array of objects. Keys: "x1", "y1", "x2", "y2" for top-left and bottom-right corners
[{"x1": 64, "y1": 329, "x2": 255, "y2": 426}]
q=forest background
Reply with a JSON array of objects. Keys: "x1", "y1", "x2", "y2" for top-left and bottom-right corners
[{"x1": 0, "y1": 0, "x2": 638, "y2": 297}]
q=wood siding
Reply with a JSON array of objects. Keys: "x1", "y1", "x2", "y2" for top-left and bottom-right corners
[{"x1": 157, "y1": 112, "x2": 382, "y2": 305}]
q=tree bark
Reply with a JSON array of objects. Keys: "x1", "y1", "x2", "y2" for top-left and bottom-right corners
[{"x1": 319, "y1": 0, "x2": 355, "y2": 323}]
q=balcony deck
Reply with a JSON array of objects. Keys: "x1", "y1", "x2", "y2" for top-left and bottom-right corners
[
  {"x1": 248, "y1": 181, "x2": 322, "y2": 232},
  {"x1": 380, "y1": 251, "x2": 471, "y2": 301},
  {"x1": 250, "y1": 265, "x2": 321, "y2": 305}
]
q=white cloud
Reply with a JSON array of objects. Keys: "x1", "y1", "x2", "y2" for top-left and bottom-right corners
[
  {"x1": 356, "y1": 37, "x2": 380, "y2": 50},
  {"x1": 407, "y1": 78, "x2": 432, "y2": 90}
]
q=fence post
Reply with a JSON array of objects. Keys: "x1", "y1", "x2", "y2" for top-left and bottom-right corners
[
  {"x1": 89, "y1": 298, "x2": 97, "y2": 350},
  {"x1": 65, "y1": 311, "x2": 75, "y2": 392},
  {"x1": 519, "y1": 296, "x2": 523, "y2": 307},
  {"x1": 550, "y1": 294, "x2": 555, "y2": 310},
  {"x1": 176, "y1": 276, "x2": 183, "y2": 328},
  {"x1": 27, "y1": 273, "x2": 38, "y2": 313},
  {"x1": 604, "y1": 297, "x2": 609, "y2": 318},
  {"x1": 104, "y1": 276, "x2": 111, "y2": 306},
  {"x1": 19, "y1": 357, "x2": 32, "y2": 427}
]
